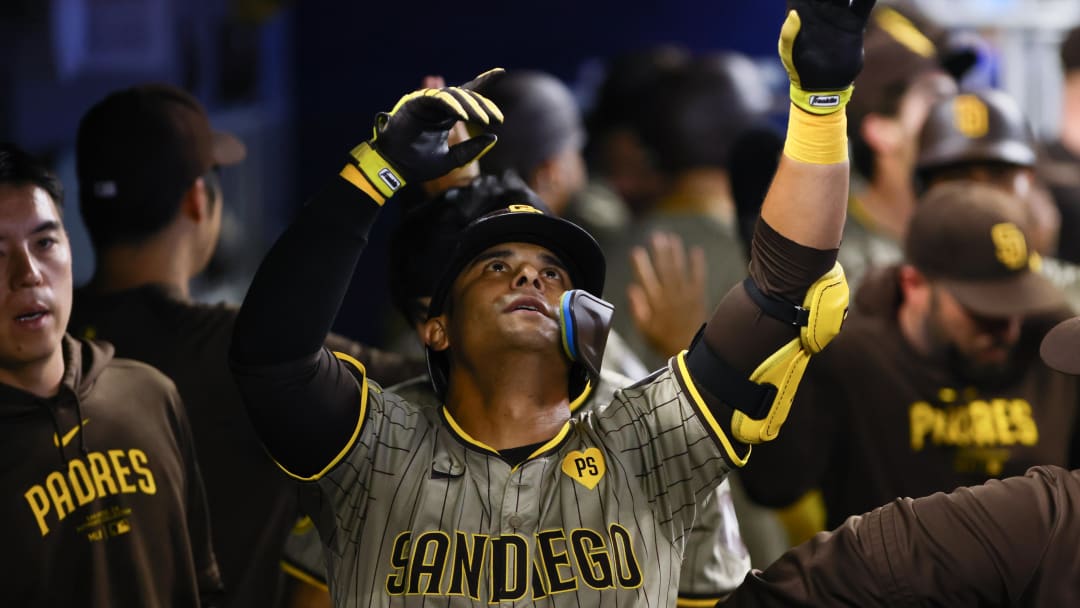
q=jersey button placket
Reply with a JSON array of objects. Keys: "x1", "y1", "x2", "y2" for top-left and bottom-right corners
[{"x1": 503, "y1": 459, "x2": 542, "y2": 532}]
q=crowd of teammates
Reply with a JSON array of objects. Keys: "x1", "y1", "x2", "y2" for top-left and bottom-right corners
[{"x1": 7, "y1": 0, "x2": 1080, "y2": 606}]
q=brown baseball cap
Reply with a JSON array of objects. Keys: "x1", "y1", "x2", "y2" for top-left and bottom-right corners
[
  {"x1": 906, "y1": 181, "x2": 1065, "y2": 318},
  {"x1": 1040, "y1": 316, "x2": 1080, "y2": 374},
  {"x1": 76, "y1": 84, "x2": 246, "y2": 244}
]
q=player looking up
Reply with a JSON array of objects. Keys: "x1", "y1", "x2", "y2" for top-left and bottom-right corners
[{"x1": 229, "y1": 1, "x2": 870, "y2": 604}]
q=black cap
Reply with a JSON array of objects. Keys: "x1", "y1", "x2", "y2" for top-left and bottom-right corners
[
  {"x1": 424, "y1": 204, "x2": 605, "y2": 400},
  {"x1": 427, "y1": 205, "x2": 605, "y2": 320}
]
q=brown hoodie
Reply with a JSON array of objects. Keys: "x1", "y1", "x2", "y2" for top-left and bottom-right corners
[{"x1": 0, "y1": 335, "x2": 222, "y2": 606}]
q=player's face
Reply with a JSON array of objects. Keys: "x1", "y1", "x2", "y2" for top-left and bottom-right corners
[
  {"x1": 927, "y1": 284, "x2": 1022, "y2": 380},
  {"x1": 0, "y1": 184, "x2": 72, "y2": 370},
  {"x1": 447, "y1": 242, "x2": 572, "y2": 355}
]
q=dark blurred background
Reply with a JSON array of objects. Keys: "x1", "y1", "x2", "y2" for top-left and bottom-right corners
[{"x1": 1, "y1": 0, "x2": 1075, "y2": 347}]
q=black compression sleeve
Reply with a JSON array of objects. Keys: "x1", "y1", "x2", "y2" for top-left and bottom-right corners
[
  {"x1": 231, "y1": 177, "x2": 381, "y2": 365},
  {"x1": 229, "y1": 174, "x2": 383, "y2": 476}
]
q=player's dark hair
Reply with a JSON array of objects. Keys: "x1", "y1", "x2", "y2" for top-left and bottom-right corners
[{"x1": 0, "y1": 142, "x2": 64, "y2": 212}]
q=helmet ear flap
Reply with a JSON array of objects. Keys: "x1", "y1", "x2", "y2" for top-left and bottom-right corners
[{"x1": 559, "y1": 290, "x2": 615, "y2": 386}]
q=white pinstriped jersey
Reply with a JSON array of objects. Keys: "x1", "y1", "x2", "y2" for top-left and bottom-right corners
[{"x1": 300, "y1": 353, "x2": 735, "y2": 607}]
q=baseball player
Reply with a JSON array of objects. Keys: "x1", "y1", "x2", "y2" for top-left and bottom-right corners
[
  {"x1": 229, "y1": 0, "x2": 867, "y2": 604},
  {"x1": 0, "y1": 142, "x2": 222, "y2": 606},
  {"x1": 282, "y1": 171, "x2": 753, "y2": 605},
  {"x1": 741, "y1": 180, "x2": 1080, "y2": 534},
  {"x1": 66, "y1": 84, "x2": 426, "y2": 608},
  {"x1": 718, "y1": 316, "x2": 1080, "y2": 607}
]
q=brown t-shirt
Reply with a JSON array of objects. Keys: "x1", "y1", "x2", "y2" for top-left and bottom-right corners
[
  {"x1": 69, "y1": 284, "x2": 424, "y2": 608},
  {"x1": 722, "y1": 465, "x2": 1080, "y2": 607},
  {"x1": 0, "y1": 336, "x2": 221, "y2": 606},
  {"x1": 740, "y1": 267, "x2": 1080, "y2": 528}
]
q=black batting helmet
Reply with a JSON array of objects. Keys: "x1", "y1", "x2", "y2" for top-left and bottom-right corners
[{"x1": 425, "y1": 205, "x2": 606, "y2": 400}]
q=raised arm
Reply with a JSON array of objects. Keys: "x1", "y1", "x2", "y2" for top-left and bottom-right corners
[
  {"x1": 682, "y1": 0, "x2": 872, "y2": 465},
  {"x1": 229, "y1": 71, "x2": 502, "y2": 477}
]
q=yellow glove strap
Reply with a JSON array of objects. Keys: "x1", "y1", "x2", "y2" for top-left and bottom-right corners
[
  {"x1": 342, "y1": 142, "x2": 407, "y2": 204},
  {"x1": 783, "y1": 103, "x2": 848, "y2": 165}
]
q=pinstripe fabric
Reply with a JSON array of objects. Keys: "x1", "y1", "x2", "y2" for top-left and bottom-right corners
[{"x1": 304, "y1": 359, "x2": 733, "y2": 607}]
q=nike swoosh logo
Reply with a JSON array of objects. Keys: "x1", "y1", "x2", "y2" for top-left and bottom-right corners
[{"x1": 54, "y1": 419, "x2": 90, "y2": 448}]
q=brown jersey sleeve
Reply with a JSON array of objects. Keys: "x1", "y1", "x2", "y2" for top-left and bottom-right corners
[{"x1": 721, "y1": 466, "x2": 1080, "y2": 607}]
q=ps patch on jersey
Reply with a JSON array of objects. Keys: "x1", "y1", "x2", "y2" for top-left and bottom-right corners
[{"x1": 562, "y1": 448, "x2": 605, "y2": 489}]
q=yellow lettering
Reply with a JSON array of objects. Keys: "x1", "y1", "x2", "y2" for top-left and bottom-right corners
[
  {"x1": 909, "y1": 401, "x2": 936, "y2": 450},
  {"x1": 87, "y1": 452, "x2": 118, "y2": 496},
  {"x1": 67, "y1": 459, "x2": 96, "y2": 506},
  {"x1": 108, "y1": 449, "x2": 137, "y2": 494},
  {"x1": 44, "y1": 471, "x2": 75, "y2": 522},
  {"x1": 128, "y1": 449, "x2": 156, "y2": 494},
  {"x1": 969, "y1": 400, "x2": 996, "y2": 447},
  {"x1": 24, "y1": 485, "x2": 51, "y2": 536},
  {"x1": 1008, "y1": 400, "x2": 1039, "y2": 445},
  {"x1": 946, "y1": 406, "x2": 973, "y2": 446},
  {"x1": 991, "y1": 399, "x2": 1015, "y2": 445}
]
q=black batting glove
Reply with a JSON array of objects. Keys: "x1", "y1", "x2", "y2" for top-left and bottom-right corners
[
  {"x1": 779, "y1": 0, "x2": 875, "y2": 114},
  {"x1": 345, "y1": 69, "x2": 504, "y2": 203}
]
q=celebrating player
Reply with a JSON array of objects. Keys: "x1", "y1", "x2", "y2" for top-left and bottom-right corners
[{"x1": 229, "y1": 0, "x2": 870, "y2": 604}]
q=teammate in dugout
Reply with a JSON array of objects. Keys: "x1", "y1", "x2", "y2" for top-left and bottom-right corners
[
  {"x1": 228, "y1": 0, "x2": 868, "y2": 604},
  {"x1": 0, "y1": 143, "x2": 222, "y2": 606},
  {"x1": 717, "y1": 316, "x2": 1080, "y2": 607}
]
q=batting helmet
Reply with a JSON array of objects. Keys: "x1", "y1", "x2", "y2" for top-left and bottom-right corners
[
  {"x1": 916, "y1": 89, "x2": 1036, "y2": 175},
  {"x1": 426, "y1": 205, "x2": 607, "y2": 400}
]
